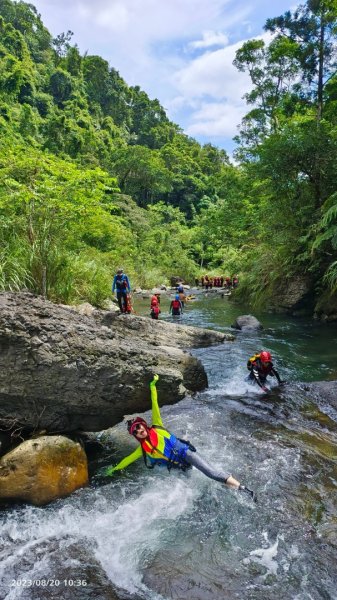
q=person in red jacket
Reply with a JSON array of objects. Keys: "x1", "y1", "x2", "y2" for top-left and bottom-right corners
[
  {"x1": 150, "y1": 297, "x2": 161, "y2": 320},
  {"x1": 170, "y1": 294, "x2": 183, "y2": 316},
  {"x1": 247, "y1": 351, "x2": 283, "y2": 392}
]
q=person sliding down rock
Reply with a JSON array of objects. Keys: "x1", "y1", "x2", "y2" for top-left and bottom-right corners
[
  {"x1": 247, "y1": 351, "x2": 283, "y2": 392},
  {"x1": 105, "y1": 375, "x2": 256, "y2": 502}
]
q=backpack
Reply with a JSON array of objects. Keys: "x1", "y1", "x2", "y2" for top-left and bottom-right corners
[{"x1": 116, "y1": 275, "x2": 127, "y2": 290}]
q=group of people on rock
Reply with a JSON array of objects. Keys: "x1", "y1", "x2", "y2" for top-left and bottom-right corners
[
  {"x1": 112, "y1": 269, "x2": 240, "y2": 317},
  {"x1": 197, "y1": 275, "x2": 239, "y2": 290},
  {"x1": 112, "y1": 269, "x2": 186, "y2": 319}
]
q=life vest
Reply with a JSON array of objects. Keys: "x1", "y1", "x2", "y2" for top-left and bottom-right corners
[
  {"x1": 115, "y1": 274, "x2": 128, "y2": 291},
  {"x1": 248, "y1": 353, "x2": 273, "y2": 374},
  {"x1": 172, "y1": 299, "x2": 181, "y2": 310},
  {"x1": 141, "y1": 425, "x2": 195, "y2": 471}
]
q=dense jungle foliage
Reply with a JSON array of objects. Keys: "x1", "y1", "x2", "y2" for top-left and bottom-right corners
[{"x1": 0, "y1": 0, "x2": 337, "y2": 312}]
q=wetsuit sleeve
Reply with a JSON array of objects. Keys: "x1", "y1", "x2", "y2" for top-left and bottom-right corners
[
  {"x1": 110, "y1": 446, "x2": 143, "y2": 472},
  {"x1": 169, "y1": 301, "x2": 173, "y2": 313},
  {"x1": 270, "y1": 368, "x2": 281, "y2": 384},
  {"x1": 150, "y1": 376, "x2": 163, "y2": 427},
  {"x1": 112, "y1": 275, "x2": 117, "y2": 293},
  {"x1": 251, "y1": 366, "x2": 264, "y2": 388}
]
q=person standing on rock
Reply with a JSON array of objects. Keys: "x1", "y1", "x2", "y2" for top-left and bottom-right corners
[
  {"x1": 112, "y1": 268, "x2": 131, "y2": 313},
  {"x1": 247, "y1": 351, "x2": 283, "y2": 392},
  {"x1": 105, "y1": 375, "x2": 256, "y2": 501}
]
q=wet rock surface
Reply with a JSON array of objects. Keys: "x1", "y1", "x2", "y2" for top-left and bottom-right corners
[
  {"x1": 303, "y1": 380, "x2": 337, "y2": 411},
  {"x1": 232, "y1": 314, "x2": 262, "y2": 331}
]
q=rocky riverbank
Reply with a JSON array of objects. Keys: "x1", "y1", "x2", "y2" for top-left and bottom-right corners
[{"x1": 0, "y1": 292, "x2": 233, "y2": 439}]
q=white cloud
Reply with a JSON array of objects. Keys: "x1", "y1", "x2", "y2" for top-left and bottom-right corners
[
  {"x1": 173, "y1": 39, "x2": 251, "y2": 100},
  {"x1": 31, "y1": 0, "x2": 290, "y2": 150},
  {"x1": 187, "y1": 102, "x2": 246, "y2": 137},
  {"x1": 189, "y1": 30, "x2": 229, "y2": 49}
]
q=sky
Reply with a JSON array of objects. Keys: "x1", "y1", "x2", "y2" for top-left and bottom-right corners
[{"x1": 31, "y1": 0, "x2": 294, "y2": 153}]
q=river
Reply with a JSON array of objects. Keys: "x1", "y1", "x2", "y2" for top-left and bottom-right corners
[{"x1": 1, "y1": 292, "x2": 337, "y2": 600}]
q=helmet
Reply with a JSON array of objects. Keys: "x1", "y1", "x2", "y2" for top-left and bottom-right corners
[
  {"x1": 177, "y1": 285, "x2": 184, "y2": 292},
  {"x1": 175, "y1": 294, "x2": 180, "y2": 300},
  {"x1": 260, "y1": 351, "x2": 272, "y2": 363},
  {"x1": 127, "y1": 417, "x2": 148, "y2": 436},
  {"x1": 117, "y1": 268, "x2": 123, "y2": 274}
]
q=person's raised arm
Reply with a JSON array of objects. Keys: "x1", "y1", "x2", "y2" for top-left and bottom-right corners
[
  {"x1": 150, "y1": 374, "x2": 163, "y2": 427},
  {"x1": 105, "y1": 446, "x2": 143, "y2": 475}
]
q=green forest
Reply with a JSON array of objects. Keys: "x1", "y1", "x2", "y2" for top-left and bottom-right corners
[{"x1": 0, "y1": 0, "x2": 337, "y2": 313}]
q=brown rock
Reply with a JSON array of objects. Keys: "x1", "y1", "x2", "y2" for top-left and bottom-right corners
[{"x1": 0, "y1": 435, "x2": 88, "y2": 505}]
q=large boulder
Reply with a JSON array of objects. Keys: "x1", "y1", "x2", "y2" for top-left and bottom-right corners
[
  {"x1": 314, "y1": 290, "x2": 337, "y2": 322},
  {"x1": 232, "y1": 315, "x2": 262, "y2": 331},
  {"x1": 0, "y1": 435, "x2": 88, "y2": 505},
  {"x1": 273, "y1": 276, "x2": 313, "y2": 314},
  {"x1": 0, "y1": 293, "x2": 231, "y2": 434}
]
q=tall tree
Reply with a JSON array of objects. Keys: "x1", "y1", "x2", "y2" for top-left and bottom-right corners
[{"x1": 265, "y1": 0, "x2": 337, "y2": 120}]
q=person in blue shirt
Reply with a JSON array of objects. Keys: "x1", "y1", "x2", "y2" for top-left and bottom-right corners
[{"x1": 112, "y1": 268, "x2": 131, "y2": 313}]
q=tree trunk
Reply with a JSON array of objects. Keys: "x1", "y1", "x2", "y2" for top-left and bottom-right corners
[{"x1": 317, "y1": 14, "x2": 324, "y2": 122}]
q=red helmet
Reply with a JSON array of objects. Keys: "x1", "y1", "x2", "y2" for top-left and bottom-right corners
[
  {"x1": 127, "y1": 417, "x2": 148, "y2": 436},
  {"x1": 260, "y1": 351, "x2": 272, "y2": 363}
]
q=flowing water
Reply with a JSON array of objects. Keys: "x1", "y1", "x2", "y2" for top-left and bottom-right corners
[{"x1": 1, "y1": 293, "x2": 337, "y2": 600}]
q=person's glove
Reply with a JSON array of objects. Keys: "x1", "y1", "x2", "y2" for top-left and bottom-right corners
[
  {"x1": 239, "y1": 484, "x2": 257, "y2": 502},
  {"x1": 104, "y1": 466, "x2": 115, "y2": 476},
  {"x1": 150, "y1": 374, "x2": 159, "y2": 385}
]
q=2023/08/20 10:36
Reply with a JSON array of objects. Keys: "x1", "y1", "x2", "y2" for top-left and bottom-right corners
[{"x1": 10, "y1": 579, "x2": 88, "y2": 587}]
